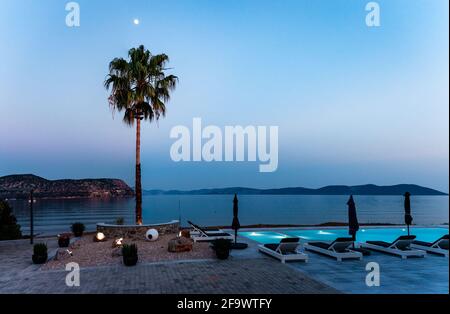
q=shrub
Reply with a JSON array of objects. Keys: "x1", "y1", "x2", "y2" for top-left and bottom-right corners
[
  {"x1": 33, "y1": 243, "x2": 48, "y2": 255},
  {"x1": 0, "y1": 199, "x2": 22, "y2": 240},
  {"x1": 122, "y1": 243, "x2": 138, "y2": 257},
  {"x1": 122, "y1": 243, "x2": 138, "y2": 266},
  {"x1": 115, "y1": 217, "x2": 125, "y2": 225},
  {"x1": 211, "y1": 238, "x2": 232, "y2": 260},
  {"x1": 71, "y1": 222, "x2": 85, "y2": 237},
  {"x1": 32, "y1": 243, "x2": 48, "y2": 264}
]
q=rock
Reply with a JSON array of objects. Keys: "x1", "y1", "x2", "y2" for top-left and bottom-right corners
[
  {"x1": 168, "y1": 237, "x2": 193, "y2": 253},
  {"x1": 180, "y1": 229, "x2": 191, "y2": 238}
]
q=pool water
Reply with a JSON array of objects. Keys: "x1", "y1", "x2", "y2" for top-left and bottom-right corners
[{"x1": 240, "y1": 227, "x2": 449, "y2": 244}]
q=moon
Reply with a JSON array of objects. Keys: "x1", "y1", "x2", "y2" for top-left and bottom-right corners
[{"x1": 133, "y1": 18, "x2": 140, "y2": 25}]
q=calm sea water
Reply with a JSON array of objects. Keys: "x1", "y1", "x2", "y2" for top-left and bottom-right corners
[{"x1": 9, "y1": 195, "x2": 449, "y2": 235}]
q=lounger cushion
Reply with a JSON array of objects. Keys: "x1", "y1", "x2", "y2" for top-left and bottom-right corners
[
  {"x1": 188, "y1": 221, "x2": 221, "y2": 232},
  {"x1": 308, "y1": 238, "x2": 354, "y2": 252},
  {"x1": 366, "y1": 241, "x2": 390, "y2": 247},
  {"x1": 413, "y1": 235, "x2": 449, "y2": 250},
  {"x1": 329, "y1": 237, "x2": 354, "y2": 252},
  {"x1": 262, "y1": 243, "x2": 297, "y2": 255},
  {"x1": 433, "y1": 235, "x2": 449, "y2": 250},
  {"x1": 367, "y1": 235, "x2": 417, "y2": 247},
  {"x1": 263, "y1": 238, "x2": 300, "y2": 255},
  {"x1": 264, "y1": 244, "x2": 280, "y2": 251},
  {"x1": 204, "y1": 232, "x2": 231, "y2": 237},
  {"x1": 308, "y1": 242, "x2": 330, "y2": 250},
  {"x1": 412, "y1": 240, "x2": 432, "y2": 247},
  {"x1": 204, "y1": 227, "x2": 221, "y2": 232},
  {"x1": 438, "y1": 241, "x2": 449, "y2": 250}
]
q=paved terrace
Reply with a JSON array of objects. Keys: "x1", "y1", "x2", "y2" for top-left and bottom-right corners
[
  {"x1": 1, "y1": 235, "x2": 447, "y2": 294},
  {"x1": 0, "y1": 238, "x2": 337, "y2": 294}
]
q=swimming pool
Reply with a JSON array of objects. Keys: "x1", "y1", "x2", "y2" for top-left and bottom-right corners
[{"x1": 240, "y1": 227, "x2": 449, "y2": 244}]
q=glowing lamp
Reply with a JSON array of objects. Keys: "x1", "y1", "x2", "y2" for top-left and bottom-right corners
[
  {"x1": 94, "y1": 232, "x2": 106, "y2": 242},
  {"x1": 112, "y1": 238, "x2": 123, "y2": 248}
]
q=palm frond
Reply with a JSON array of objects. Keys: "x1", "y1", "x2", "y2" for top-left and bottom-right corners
[{"x1": 105, "y1": 45, "x2": 178, "y2": 125}]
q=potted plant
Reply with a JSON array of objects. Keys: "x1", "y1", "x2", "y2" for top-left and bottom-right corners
[
  {"x1": 122, "y1": 243, "x2": 138, "y2": 266},
  {"x1": 58, "y1": 233, "x2": 71, "y2": 247},
  {"x1": 32, "y1": 243, "x2": 48, "y2": 264},
  {"x1": 71, "y1": 222, "x2": 85, "y2": 237},
  {"x1": 211, "y1": 239, "x2": 232, "y2": 260}
]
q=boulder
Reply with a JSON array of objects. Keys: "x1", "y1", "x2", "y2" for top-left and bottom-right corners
[
  {"x1": 180, "y1": 229, "x2": 191, "y2": 238},
  {"x1": 168, "y1": 237, "x2": 193, "y2": 253}
]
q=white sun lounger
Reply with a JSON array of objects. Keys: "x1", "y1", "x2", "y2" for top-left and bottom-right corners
[
  {"x1": 258, "y1": 237, "x2": 308, "y2": 263},
  {"x1": 360, "y1": 235, "x2": 426, "y2": 259},
  {"x1": 189, "y1": 222, "x2": 234, "y2": 242},
  {"x1": 188, "y1": 220, "x2": 223, "y2": 236},
  {"x1": 411, "y1": 235, "x2": 449, "y2": 257},
  {"x1": 304, "y1": 237, "x2": 363, "y2": 261}
]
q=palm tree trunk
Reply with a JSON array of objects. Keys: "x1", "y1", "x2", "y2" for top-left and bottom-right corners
[{"x1": 135, "y1": 117, "x2": 143, "y2": 225}]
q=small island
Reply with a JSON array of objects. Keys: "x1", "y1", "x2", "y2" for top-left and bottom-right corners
[{"x1": 0, "y1": 174, "x2": 134, "y2": 199}]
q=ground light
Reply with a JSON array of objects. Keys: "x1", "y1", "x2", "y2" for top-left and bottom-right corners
[{"x1": 94, "y1": 232, "x2": 106, "y2": 242}]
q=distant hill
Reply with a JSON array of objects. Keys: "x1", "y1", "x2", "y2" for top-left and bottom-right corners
[
  {"x1": 144, "y1": 184, "x2": 447, "y2": 196},
  {"x1": 0, "y1": 174, "x2": 134, "y2": 199}
]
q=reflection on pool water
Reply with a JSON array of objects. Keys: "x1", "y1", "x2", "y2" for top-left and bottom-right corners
[{"x1": 240, "y1": 227, "x2": 449, "y2": 244}]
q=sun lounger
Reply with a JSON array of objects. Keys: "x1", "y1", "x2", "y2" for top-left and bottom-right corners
[
  {"x1": 189, "y1": 222, "x2": 234, "y2": 242},
  {"x1": 360, "y1": 235, "x2": 426, "y2": 259},
  {"x1": 258, "y1": 237, "x2": 308, "y2": 263},
  {"x1": 304, "y1": 237, "x2": 363, "y2": 261},
  {"x1": 411, "y1": 234, "x2": 449, "y2": 257},
  {"x1": 188, "y1": 220, "x2": 222, "y2": 235}
]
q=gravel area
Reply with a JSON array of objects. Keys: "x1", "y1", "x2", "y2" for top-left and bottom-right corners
[{"x1": 43, "y1": 234, "x2": 215, "y2": 270}]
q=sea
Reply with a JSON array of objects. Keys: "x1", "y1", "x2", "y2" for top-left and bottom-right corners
[{"x1": 8, "y1": 195, "x2": 449, "y2": 236}]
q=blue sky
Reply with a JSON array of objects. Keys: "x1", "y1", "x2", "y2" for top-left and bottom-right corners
[{"x1": 0, "y1": 0, "x2": 448, "y2": 191}]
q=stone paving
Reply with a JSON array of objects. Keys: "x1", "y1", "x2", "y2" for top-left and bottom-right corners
[
  {"x1": 290, "y1": 249, "x2": 449, "y2": 294},
  {"x1": 0, "y1": 237, "x2": 338, "y2": 294},
  {"x1": 2, "y1": 234, "x2": 448, "y2": 294},
  {"x1": 0, "y1": 237, "x2": 59, "y2": 284}
]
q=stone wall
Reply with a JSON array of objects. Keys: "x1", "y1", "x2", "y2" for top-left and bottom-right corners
[{"x1": 96, "y1": 221, "x2": 180, "y2": 240}]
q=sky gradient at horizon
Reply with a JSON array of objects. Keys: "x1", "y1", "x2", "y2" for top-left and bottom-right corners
[{"x1": 0, "y1": 0, "x2": 448, "y2": 192}]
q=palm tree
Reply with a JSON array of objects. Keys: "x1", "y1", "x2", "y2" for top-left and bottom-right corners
[{"x1": 105, "y1": 45, "x2": 177, "y2": 225}]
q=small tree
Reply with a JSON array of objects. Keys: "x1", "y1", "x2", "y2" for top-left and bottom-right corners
[{"x1": 0, "y1": 200, "x2": 22, "y2": 240}]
